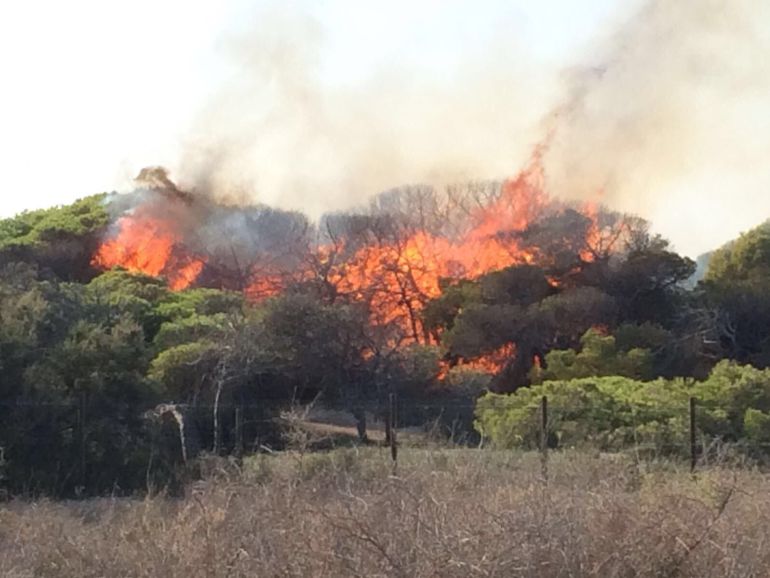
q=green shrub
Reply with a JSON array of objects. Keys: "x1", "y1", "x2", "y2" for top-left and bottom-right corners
[{"x1": 475, "y1": 362, "x2": 770, "y2": 453}]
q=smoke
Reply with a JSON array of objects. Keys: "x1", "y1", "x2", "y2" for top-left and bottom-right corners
[
  {"x1": 103, "y1": 168, "x2": 313, "y2": 289},
  {"x1": 543, "y1": 0, "x2": 770, "y2": 255},
  {"x1": 174, "y1": 0, "x2": 770, "y2": 257},
  {"x1": 176, "y1": 4, "x2": 558, "y2": 219}
]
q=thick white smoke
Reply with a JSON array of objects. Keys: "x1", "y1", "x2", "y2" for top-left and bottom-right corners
[
  {"x1": 176, "y1": 5, "x2": 559, "y2": 219},
  {"x1": 543, "y1": 0, "x2": 770, "y2": 256},
  {"x1": 177, "y1": 0, "x2": 770, "y2": 257}
]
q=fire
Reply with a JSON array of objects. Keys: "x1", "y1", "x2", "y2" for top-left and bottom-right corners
[
  {"x1": 326, "y1": 221, "x2": 539, "y2": 342},
  {"x1": 92, "y1": 211, "x2": 206, "y2": 290},
  {"x1": 170, "y1": 260, "x2": 206, "y2": 291},
  {"x1": 468, "y1": 155, "x2": 547, "y2": 242},
  {"x1": 92, "y1": 154, "x2": 576, "y2": 338},
  {"x1": 465, "y1": 343, "x2": 517, "y2": 374},
  {"x1": 92, "y1": 150, "x2": 610, "y2": 374},
  {"x1": 318, "y1": 159, "x2": 546, "y2": 341},
  {"x1": 88, "y1": 150, "x2": 622, "y2": 385},
  {"x1": 580, "y1": 201, "x2": 601, "y2": 263}
]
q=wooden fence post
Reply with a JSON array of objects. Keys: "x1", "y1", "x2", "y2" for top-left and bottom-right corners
[
  {"x1": 540, "y1": 395, "x2": 548, "y2": 483},
  {"x1": 78, "y1": 392, "x2": 87, "y2": 491},
  {"x1": 388, "y1": 393, "x2": 398, "y2": 475},
  {"x1": 689, "y1": 397, "x2": 697, "y2": 473},
  {"x1": 234, "y1": 406, "x2": 243, "y2": 458}
]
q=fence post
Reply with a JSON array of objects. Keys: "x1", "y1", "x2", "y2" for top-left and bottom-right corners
[
  {"x1": 388, "y1": 393, "x2": 398, "y2": 475},
  {"x1": 689, "y1": 397, "x2": 697, "y2": 473},
  {"x1": 540, "y1": 395, "x2": 548, "y2": 483},
  {"x1": 78, "y1": 392, "x2": 87, "y2": 490},
  {"x1": 234, "y1": 406, "x2": 243, "y2": 458}
]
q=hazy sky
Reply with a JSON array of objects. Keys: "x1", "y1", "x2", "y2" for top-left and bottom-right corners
[
  {"x1": 3, "y1": 0, "x2": 766, "y2": 257},
  {"x1": 0, "y1": 0, "x2": 628, "y2": 206}
]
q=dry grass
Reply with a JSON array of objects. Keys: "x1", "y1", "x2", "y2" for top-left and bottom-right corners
[{"x1": 2, "y1": 448, "x2": 770, "y2": 577}]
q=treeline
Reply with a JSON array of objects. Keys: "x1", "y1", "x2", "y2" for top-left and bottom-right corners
[{"x1": 1, "y1": 191, "x2": 770, "y2": 495}]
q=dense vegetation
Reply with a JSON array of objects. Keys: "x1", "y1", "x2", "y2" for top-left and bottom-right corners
[
  {"x1": 1, "y1": 192, "x2": 769, "y2": 496},
  {"x1": 477, "y1": 357, "x2": 770, "y2": 450}
]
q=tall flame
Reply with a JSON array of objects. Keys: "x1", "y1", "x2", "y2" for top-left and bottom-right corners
[
  {"x1": 314, "y1": 158, "x2": 547, "y2": 341},
  {"x1": 93, "y1": 151, "x2": 608, "y2": 376},
  {"x1": 92, "y1": 211, "x2": 206, "y2": 290}
]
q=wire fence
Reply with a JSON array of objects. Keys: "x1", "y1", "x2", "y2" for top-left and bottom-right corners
[
  {"x1": 2, "y1": 392, "x2": 770, "y2": 497},
  {"x1": 0, "y1": 395, "x2": 765, "y2": 451}
]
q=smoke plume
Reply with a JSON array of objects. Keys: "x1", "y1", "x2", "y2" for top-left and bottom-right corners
[
  {"x1": 543, "y1": 0, "x2": 770, "y2": 255},
  {"x1": 176, "y1": 5, "x2": 558, "y2": 218},
  {"x1": 175, "y1": 0, "x2": 770, "y2": 257}
]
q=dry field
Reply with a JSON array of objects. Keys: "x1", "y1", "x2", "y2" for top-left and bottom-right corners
[{"x1": 2, "y1": 448, "x2": 770, "y2": 577}]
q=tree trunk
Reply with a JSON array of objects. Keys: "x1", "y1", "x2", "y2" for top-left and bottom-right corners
[
  {"x1": 352, "y1": 407, "x2": 368, "y2": 442},
  {"x1": 384, "y1": 408, "x2": 392, "y2": 445}
]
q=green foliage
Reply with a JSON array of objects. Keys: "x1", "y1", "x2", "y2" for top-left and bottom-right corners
[
  {"x1": 149, "y1": 340, "x2": 221, "y2": 399},
  {"x1": 0, "y1": 193, "x2": 766, "y2": 495},
  {"x1": 384, "y1": 344, "x2": 442, "y2": 398},
  {"x1": 707, "y1": 221, "x2": 770, "y2": 283},
  {"x1": 476, "y1": 361, "x2": 770, "y2": 452},
  {"x1": 437, "y1": 282, "x2": 619, "y2": 391},
  {"x1": 86, "y1": 270, "x2": 171, "y2": 340},
  {"x1": 424, "y1": 265, "x2": 553, "y2": 342},
  {"x1": 532, "y1": 328, "x2": 654, "y2": 383},
  {"x1": 0, "y1": 195, "x2": 110, "y2": 281},
  {"x1": 475, "y1": 376, "x2": 691, "y2": 450},
  {"x1": 0, "y1": 266, "x2": 164, "y2": 495},
  {"x1": 441, "y1": 303, "x2": 521, "y2": 359},
  {"x1": 0, "y1": 195, "x2": 109, "y2": 250},
  {"x1": 442, "y1": 366, "x2": 493, "y2": 397},
  {"x1": 87, "y1": 269, "x2": 169, "y2": 302},
  {"x1": 254, "y1": 293, "x2": 372, "y2": 399},
  {"x1": 146, "y1": 290, "x2": 245, "y2": 407},
  {"x1": 427, "y1": 225, "x2": 699, "y2": 392},
  {"x1": 0, "y1": 262, "x2": 250, "y2": 496},
  {"x1": 479, "y1": 265, "x2": 554, "y2": 306},
  {"x1": 534, "y1": 287, "x2": 619, "y2": 341},
  {"x1": 606, "y1": 241, "x2": 695, "y2": 326},
  {"x1": 422, "y1": 279, "x2": 480, "y2": 334},
  {"x1": 744, "y1": 409, "x2": 770, "y2": 445},
  {"x1": 702, "y1": 221, "x2": 770, "y2": 366},
  {"x1": 613, "y1": 322, "x2": 671, "y2": 352},
  {"x1": 153, "y1": 314, "x2": 232, "y2": 351},
  {"x1": 155, "y1": 288, "x2": 244, "y2": 320},
  {"x1": 694, "y1": 361, "x2": 770, "y2": 439}
]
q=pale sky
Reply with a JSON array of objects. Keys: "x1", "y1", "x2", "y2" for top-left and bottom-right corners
[
  {"x1": 0, "y1": 0, "x2": 629, "y2": 208},
  {"x1": 4, "y1": 0, "x2": 764, "y2": 257}
]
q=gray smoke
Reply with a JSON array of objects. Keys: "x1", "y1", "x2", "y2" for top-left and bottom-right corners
[
  {"x1": 176, "y1": 0, "x2": 770, "y2": 257},
  {"x1": 176, "y1": 5, "x2": 557, "y2": 220},
  {"x1": 543, "y1": 0, "x2": 770, "y2": 255}
]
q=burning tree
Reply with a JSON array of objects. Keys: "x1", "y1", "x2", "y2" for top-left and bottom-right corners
[{"x1": 87, "y1": 150, "x2": 696, "y2": 395}]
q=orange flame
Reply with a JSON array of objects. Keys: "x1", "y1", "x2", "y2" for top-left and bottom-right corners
[
  {"x1": 92, "y1": 212, "x2": 206, "y2": 290},
  {"x1": 91, "y1": 150, "x2": 616, "y2": 382},
  {"x1": 438, "y1": 343, "x2": 517, "y2": 378},
  {"x1": 93, "y1": 150, "x2": 607, "y2": 357},
  {"x1": 315, "y1": 159, "x2": 546, "y2": 341},
  {"x1": 465, "y1": 343, "x2": 517, "y2": 374}
]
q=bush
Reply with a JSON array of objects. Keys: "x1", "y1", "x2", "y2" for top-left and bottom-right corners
[{"x1": 475, "y1": 361, "x2": 770, "y2": 454}]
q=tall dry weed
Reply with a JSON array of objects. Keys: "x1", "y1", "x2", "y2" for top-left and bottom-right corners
[{"x1": 2, "y1": 449, "x2": 770, "y2": 577}]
